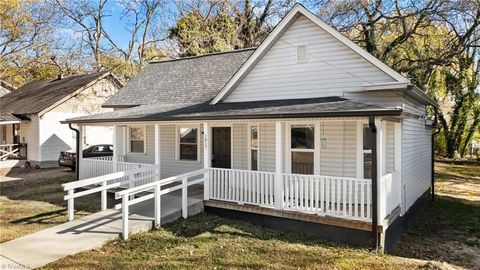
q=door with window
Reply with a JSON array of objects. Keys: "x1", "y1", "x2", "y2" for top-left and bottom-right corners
[{"x1": 212, "y1": 127, "x2": 231, "y2": 169}]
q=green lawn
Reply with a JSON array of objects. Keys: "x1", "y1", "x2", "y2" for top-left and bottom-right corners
[
  {"x1": 2, "y1": 163, "x2": 479, "y2": 269},
  {"x1": 0, "y1": 168, "x2": 116, "y2": 243},
  {"x1": 45, "y1": 213, "x2": 423, "y2": 270}
]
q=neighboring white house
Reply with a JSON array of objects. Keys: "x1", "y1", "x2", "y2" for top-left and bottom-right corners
[
  {"x1": 0, "y1": 72, "x2": 123, "y2": 168},
  {"x1": 62, "y1": 4, "x2": 437, "y2": 251}
]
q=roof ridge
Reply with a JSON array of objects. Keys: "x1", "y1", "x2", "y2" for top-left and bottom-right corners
[{"x1": 148, "y1": 48, "x2": 257, "y2": 64}]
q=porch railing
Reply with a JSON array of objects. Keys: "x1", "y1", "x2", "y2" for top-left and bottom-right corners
[
  {"x1": 63, "y1": 166, "x2": 158, "y2": 222},
  {"x1": 209, "y1": 168, "x2": 275, "y2": 207},
  {"x1": 283, "y1": 173, "x2": 371, "y2": 220},
  {"x1": 208, "y1": 168, "x2": 372, "y2": 221},
  {"x1": 379, "y1": 170, "x2": 401, "y2": 220},
  {"x1": 0, "y1": 144, "x2": 27, "y2": 161},
  {"x1": 115, "y1": 168, "x2": 208, "y2": 240},
  {"x1": 80, "y1": 157, "x2": 153, "y2": 184}
]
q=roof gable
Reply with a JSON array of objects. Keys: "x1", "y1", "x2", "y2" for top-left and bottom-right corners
[{"x1": 210, "y1": 4, "x2": 410, "y2": 104}]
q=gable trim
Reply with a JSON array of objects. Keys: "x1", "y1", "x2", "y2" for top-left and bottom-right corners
[{"x1": 210, "y1": 4, "x2": 410, "y2": 105}]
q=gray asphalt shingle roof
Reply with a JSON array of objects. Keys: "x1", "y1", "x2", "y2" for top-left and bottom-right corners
[
  {"x1": 103, "y1": 48, "x2": 255, "y2": 107},
  {"x1": 63, "y1": 97, "x2": 402, "y2": 123}
]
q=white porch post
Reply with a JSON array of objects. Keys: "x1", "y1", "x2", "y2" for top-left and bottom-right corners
[
  {"x1": 375, "y1": 118, "x2": 386, "y2": 223},
  {"x1": 274, "y1": 121, "x2": 284, "y2": 210},
  {"x1": 112, "y1": 125, "x2": 118, "y2": 172},
  {"x1": 203, "y1": 123, "x2": 211, "y2": 200},
  {"x1": 77, "y1": 125, "x2": 83, "y2": 179},
  {"x1": 394, "y1": 121, "x2": 402, "y2": 214},
  {"x1": 154, "y1": 124, "x2": 161, "y2": 180}
]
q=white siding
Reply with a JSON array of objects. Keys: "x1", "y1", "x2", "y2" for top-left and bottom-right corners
[
  {"x1": 19, "y1": 115, "x2": 40, "y2": 162},
  {"x1": 319, "y1": 121, "x2": 356, "y2": 177},
  {"x1": 159, "y1": 125, "x2": 204, "y2": 178},
  {"x1": 233, "y1": 123, "x2": 247, "y2": 170},
  {"x1": 124, "y1": 125, "x2": 155, "y2": 164},
  {"x1": 259, "y1": 123, "x2": 276, "y2": 172},
  {"x1": 402, "y1": 118, "x2": 432, "y2": 210},
  {"x1": 39, "y1": 112, "x2": 78, "y2": 164},
  {"x1": 386, "y1": 121, "x2": 395, "y2": 173},
  {"x1": 224, "y1": 15, "x2": 395, "y2": 102}
]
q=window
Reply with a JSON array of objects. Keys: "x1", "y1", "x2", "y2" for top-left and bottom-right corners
[
  {"x1": 129, "y1": 126, "x2": 145, "y2": 153},
  {"x1": 363, "y1": 125, "x2": 373, "y2": 179},
  {"x1": 178, "y1": 127, "x2": 198, "y2": 161},
  {"x1": 13, "y1": 124, "x2": 20, "y2": 144},
  {"x1": 93, "y1": 145, "x2": 112, "y2": 153},
  {"x1": 291, "y1": 126, "x2": 314, "y2": 174},
  {"x1": 249, "y1": 125, "x2": 259, "y2": 170}
]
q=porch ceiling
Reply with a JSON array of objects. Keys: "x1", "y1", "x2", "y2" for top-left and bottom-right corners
[
  {"x1": 0, "y1": 112, "x2": 30, "y2": 124},
  {"x1": 62, "y1": 96, "x2": 402, "y2": 124}
]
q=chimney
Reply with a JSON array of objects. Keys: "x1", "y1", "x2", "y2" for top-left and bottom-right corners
[{"x1": 57, "y1": 74, "x2": 63, "y2": 80}]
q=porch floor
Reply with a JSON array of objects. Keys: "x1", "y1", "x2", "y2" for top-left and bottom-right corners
[{"x1": 0, "y1": 187, "x2": 204, "y2": 269}]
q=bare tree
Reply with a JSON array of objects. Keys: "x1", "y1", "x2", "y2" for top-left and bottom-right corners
[{"x1": 55, "y1": 0, "x2": 109, "y2": 71}]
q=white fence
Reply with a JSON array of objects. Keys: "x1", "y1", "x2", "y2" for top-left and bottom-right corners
[
  {"x1": 283, "y1": 174, "x2": 371, "y2": 220},
  {"x1": 209, "y1": 168, "x2": 275, "y2": 207},
  {"x1": 115, "y1": 168, "x2": 208, "y2": 240},
  {"x1": 379, "y1": 170, "x2": 401, "y2": 221},
  {"x1": 80, "y1": 157, "x2": 154, "y2": 185},
  {"x1": 208, "y1": 168, "x2": 373, "y2": 221},
  {"x1": 63, "y1": 166, "x2": 159, "y2": 222}
]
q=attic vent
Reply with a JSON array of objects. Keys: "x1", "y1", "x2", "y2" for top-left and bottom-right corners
[{"x1": 296, "y1": 44, "x2": 307, "y2": 63}]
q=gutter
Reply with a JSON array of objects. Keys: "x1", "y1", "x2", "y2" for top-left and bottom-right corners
[
  {"x1": 369, "y1": 116, "x2": 379, "y2": 251},
  {"x1": 431, "y1": 107, "x2": 440, "y2": 201},
  {"x1": 68, "y1": 124, "x2": 80, "y2": 180},
  {"x1": 61, "y1": 109, "x2": 403, "y2": 125}
]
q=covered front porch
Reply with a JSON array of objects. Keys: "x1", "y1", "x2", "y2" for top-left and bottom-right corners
[{"x1": 74, "y1": 117, "x2": 402, "y2": 233}]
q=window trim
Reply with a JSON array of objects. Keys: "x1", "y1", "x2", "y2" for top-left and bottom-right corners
[
  {"x1": 175, "y1": 124, "x2": 200, "y2": 162},
  {"x1": 287, "y1": 123, "x2": 317, "y2": 175},
  {"x1": 127, "y1": 125, "x2": 146, "y2": 154},
  {"x1": 357, "y1": 123, "x2": 373, "y2": 179},
  {"x1": 247, "y1": 124, "x2": 259, "y2": 171}
]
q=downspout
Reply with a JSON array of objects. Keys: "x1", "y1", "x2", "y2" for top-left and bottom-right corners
[
  {"x1": 68, "y1": 124, "x2": 80, "y2": 180},
  {"x1": 369, "y1": 116, "x2": 379, "y2": 251},
  {"x1": 431, "y1": 107, "x2": 440, "y2": 201}
]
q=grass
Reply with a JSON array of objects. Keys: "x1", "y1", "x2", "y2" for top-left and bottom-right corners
[
  {"x1": 0, "y1": 168, "x2": 116, "y2": 243},
  {"x1": 45, "y1": 213, "x2": 423, "y2": 270},
  {"x1": 394, "y1": 162, "x2": 480, "y2": 269},
  {"x1": 3, "y1": 163, "x2": 479, "y2": 269}
]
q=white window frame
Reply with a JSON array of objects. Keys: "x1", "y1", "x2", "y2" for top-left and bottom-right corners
[
  {"x1": 287, "y1": 123, "x2": 317, "y2": 175},
  {"x1": 247, "y1": 124, "x2": 259, "y2": 171},
  {"x1": 358, "y1": 123, "x2": 373, "y2": 179},
  {"x1": 127, "y1": 125, "x2": 146, "y2": 154},
  {"x1": 175, "y1": 124, "x2": 200, "y2": 162}
]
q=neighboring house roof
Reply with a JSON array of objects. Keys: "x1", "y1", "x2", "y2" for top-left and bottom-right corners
[
  {"x1": 62, "y1": 97, "x2": 402, "y2": 124},
  {"x1": 102, "y1": 48, "x2": 254, "y2": 108},
  {"x1": 0, "y1": 72, "x2": 122, "y2": 116},
  {"x1": 0, "y1": 80, "x2": 15, "y2": 97},
  {"x1": 0, "y1": 112, "x2": 30, "y2": 124},
  {"x1": 210, "y1": 3, "x2": 411, "y2": 105}
]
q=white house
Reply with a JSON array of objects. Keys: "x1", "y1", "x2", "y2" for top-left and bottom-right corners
[
  {"x1": 0, "y1": 72, "x2": 123, "y2": 168},
  {"x1": 62, "y1": 5, "x2": 437, "y2": 251}
]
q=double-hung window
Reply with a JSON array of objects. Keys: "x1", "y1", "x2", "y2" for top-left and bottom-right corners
[
  {"x1": 178, "y1": 127, "x2": 198, "y2": 161},
  {"x1": 129, "y1": 126, "x2": 145, "y2": 153},
  {"x1": 290, "y1": 125, "x2": 315, "y2": 175},
  {"x1": 363, "y1": 125, "x2": 373, "y2": 179},
  {"x1": 248, "y1": 125, "x2": 259, "y2": 170}
]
